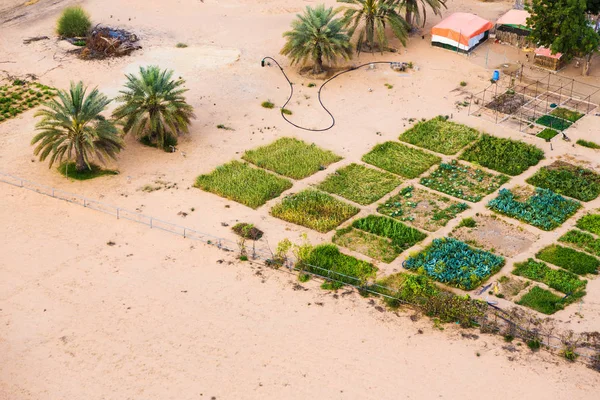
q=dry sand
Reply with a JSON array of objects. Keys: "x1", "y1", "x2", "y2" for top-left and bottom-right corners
[{"x1": 1, "y1": 0, "x2": 600, "y2": 398}]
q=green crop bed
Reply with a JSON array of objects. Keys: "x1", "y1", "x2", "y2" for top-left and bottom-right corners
[
  {"x1": 362, "y1": 142, "x2": 441, "y2": 178},
  {"x1": 550, "y1": 107, "x2": 584, "y2": 122},
  {"x1": 559, "y1": 229, "x2": 600, "y2": 258},
  {"x1": 317, "y1": 163, "x2": 401, "y2": 205},
  {"x1": 536, "y1": 244, "x2": 599, "y2": 275},
  {"x1": 513, "y1": 258, "x2": 586, "y2": 294},
  {"x1": 194, "y1": 161, "x2": 292, "y2": 209},
  {"x1": 536, "y1": 128, "x2": 559, "y2": 141},
  {"x1": 536, "y1": 115, "x2": 571, "y2": 131},
  {"x1": 517, "y1": 286, "x2": 569, "y2": 315},
  {"x1": 271, "y1": 190, "x2": 359, "y2": 232},
  {"x1": 420, "y1": 160, "x2": 509, "y2": 202},
  {"x1": 347, "y1": 215, "x2": 427, "y2": 256},
  {"x1": 576, "y1": 213, "x2": 600, "y2": 235},
  {"x1": 333, "y1": 227, "x2": 399, "y2": 263},
  {"x1": 404, "y1": 237, "x2": 505, "y2": 290},
  {"x1": 0, "y1": 80, "x2": 57, "y2": 123},
  {"x1": 242, "y1": 137, "x2": 341, "y2": 179},
  {"x1": 300, "y1": 244, "x2": 377, "y2": 286},
  {"x1": 377, "y1": 185, "x2": 469, "y2": 232},
  {"x1": 526, "y1": 161, "x2": 600, "y2": 202},
  {"x1": 460, "y1": 134, "x2": 544, "y2": 176},
  {"x1": 398, "y1": 116, "x2": 479, "y2": 155},
  {"x1": 487, "y1": 187, "x2": 580, "y2": 230}
]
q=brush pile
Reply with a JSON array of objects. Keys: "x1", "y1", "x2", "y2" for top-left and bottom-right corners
[{"x1": 79, "y1": 26, "x2": 141, "y2": 59}]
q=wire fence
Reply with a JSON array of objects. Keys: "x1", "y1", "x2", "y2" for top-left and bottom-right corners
[{"x1": 1, "y1": 171, "x2": 598, "y2": 367}]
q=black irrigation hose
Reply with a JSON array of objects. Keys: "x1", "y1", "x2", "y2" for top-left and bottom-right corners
[{"x1": 261, "y1": 57, "x2": 398, "y2": 132}]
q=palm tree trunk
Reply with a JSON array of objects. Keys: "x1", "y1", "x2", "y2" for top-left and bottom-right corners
[
  {"x1": 313, "y1": 52, "x2": 324, "y2": 74},
  {"x1": 405, "y1": 10, "x2": 412, "y2": 27},
  {"x1": 75, "y1": 151, "x2": 87, "y2": 172},
  {"x1": 583, "y1": 53, "x2": 593, "y2": 76}
]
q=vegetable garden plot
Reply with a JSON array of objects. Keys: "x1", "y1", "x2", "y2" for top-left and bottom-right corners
[
  {"x1": 300, "y1": 244, "x2": 377, "y2": 286},
  {"x1": 449, "y1": 214, "x2": 538, "y2": 257},
  {"x1": 460, "y1": 134, "x2": 544, "y2": 176},
  {"x1": 270, "y1": 190, "x2": 359, "y2": 233},
  {"x1": 317, "y1": 163, "x2": 401, "y2": 205},
  {"x1": 377, "y1": 185, "x2": 469, "y2": 232},
  {"x1": 559, "y1": 229, "x2": 600, "y2": 258},
  {"x1": 517, "y1": 286, "x2": 569, "y2": 315},
  {"x1": 487, "y1": 187, "x2": 580, "y2": 231},
  {"x1": 576, "y1": 212, "x2": 600, "y2": 236},
  {"x1": 398, "y1": 116, "x2": 479, "y2": 155},
  {"x1": 0, "y1": 80, "x2": 57, "y2": 123},
  {"x1": 362, "y1": 142, "x2": 441, "y2": 178},
  {"x1": 420, "y1": 160, "x2": 509, "y2": 202},
  {"x1": 513, "y1": 258, "x2": 587, "y2": 295},
  {"x1": 550, "y1": 107, "x2": 584, "y2": 122},
  {"x1": 194, "y1": 161, "x2": 292, "y2": 209},
  {"x1": 333, "y1": 215, "x2": 426, "y2": 262},
  {"x1": 404, "y1": 237, "x2": 505, "y2": 290},
  {"x1": 242, "y1": 137, "x2": 341, "y2": 179},
  {"x1": 536, "y1": 115, "x2": 571, "y2": 131},
  {"x1": 536, "y1": 244, "x2": 599, "y2": 275},
  {"x1": 526, "y1": 161, "x2": 600, "y2": 202}
]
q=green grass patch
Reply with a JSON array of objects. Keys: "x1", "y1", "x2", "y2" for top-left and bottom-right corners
[
  {"x1": 576, "y1": 139, "x2": 600, "y2": 149},
  {"x1": 536, "y1": 115, "x2": 571, "y2": 131},
  {"x1": 0, "y1": 81, "x2": 56, "y2": 123},
  {"x1": 362, "y1": 141, "x2": 440, "y2": 178},
  {"x1": 460, "y1": 134, "x2": 544, "y2": 176},
  {"x1": 559, "y1": 229, "x2": 600, "y2": 258},
  {"x1": 517, "y1": 286, "x2": 568, "y2": 315},
  {"x1": 194, "y1": 161, "x2": 292, "y2": 209},
  {"x1": 576, "y1": 213, "x2": 600, "y2": 235},
  {"x1": 58, "y1": 162, "x2": 118, "y2": 180},
  {"x1": 513, "y1": 258, "x2": 586, "y2": 294},
  {"x1": 536, "y1": 244, "x2": 599, "y2": 275},
  {"x1": 377, "y1": 185, "x2": 469, "y2": 232},
  {"x1": 526, "y1": 161, "x2": 600, "y2": 202},
  {"x1": 351, "y1": 215, "x2": 427, "y2": 253},
  {"x1": 300, "y1": 244, "x2": 377, "y2": 286},
  {"x1": 261, "y1": 101, "x2": 275, "y2": 109},
  {"x1": 420, "y1": 160, "x2": 509, "y2": 202},
  {"x1": 487, "y1": 187, "x2": 580, "y2": 231},
  {"x1": 332, "y1": 227, "x2": 399, "y2": 263},
  {"x1": 399, "y1": 116, "x2": 479, "y2": 155},
  {"x1": 242, "y1": 137, "x2": 341, "y2": 179},
  {"x1": 536, "y1": 128, "x2": 558, "y2": 141},
  {"x1": 281, "y1": 108, "x2": 292, "y2": 115},
  {"x1": 317, "y1": 163, "x2": 401, "y2": 205},
  {"x1": 405, "y1": 237, "x2": 505, "y2": 290},
  {"x1": 175, "y1": 43, "x2": 188, "y2": 48},
  {"x1": 550, "y1": 107, "x2": 584, "y2": 122},
  {"x1": 271, "y1": 190, "x2": 359, "y2": 233}
]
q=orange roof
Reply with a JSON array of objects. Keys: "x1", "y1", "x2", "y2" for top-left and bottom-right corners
[
  {"x1": 432, "y1": 13, "x2": 492, "y2": 46},
  {"x1": 496, "y1": 10, "x2": 530, "y2": 27},
  {"x1": 535, "y1": 47, "x2": 562, "y2": 59}
]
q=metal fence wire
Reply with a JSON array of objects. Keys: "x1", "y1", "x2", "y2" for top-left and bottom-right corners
[{"x1": 1, "y1": 171, "x2": 598, "y2": 366}]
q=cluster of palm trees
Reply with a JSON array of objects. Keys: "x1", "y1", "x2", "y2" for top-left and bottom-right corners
[
  {"x1": 281, "y1": 0, "x2": 446, "y2": 74},
  {"x1": 32, "y1": 65, "x2": 195, "y2": 173}
]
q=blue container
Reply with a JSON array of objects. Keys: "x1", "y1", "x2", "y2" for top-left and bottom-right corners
[{"x1": 492, "y1": 70, "x2": 500, "y2": 81}]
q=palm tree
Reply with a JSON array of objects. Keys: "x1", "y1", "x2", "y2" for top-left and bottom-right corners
[
  {"x1": 337, "y1": 0, "x2": 409, "y2": 54},
  {"x1": 280, "y1": 5, "x2": 353, "y2": 74},
  {"x1": 403, "y1": 0, "x2": 446, "y2": 28},
  {"x1": 112, "y1": 66, "x2": 195, "y2": 150},
  {"x1": 32, "y1": 81, "x2": 123, "y2": 172}
]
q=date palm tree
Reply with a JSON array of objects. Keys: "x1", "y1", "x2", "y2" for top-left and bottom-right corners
[
  {"x1": 337, "y1": 0, "x2": 409, "y2": 54},
  {"x1": 32, "y1": 81, "x2": 123, "y2": 172},
  {"x1": 403, "y1": 0, "x2": 446, "y2": 28},
  {"x1": 112, "y1": 65, "x2": 195, "y2": 150},
  {"x1": 280, "y1": 5, "x2": 353, "y2": 74}
]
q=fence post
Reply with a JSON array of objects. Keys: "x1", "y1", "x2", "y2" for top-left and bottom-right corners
[
  {"x1": 52, "y1": 188, "x2": 55, "y2": 197},
  {"x1": 117, "y1": 208, "x2": 120, "y2": 219},
  {"x1": 183, "y1": 228, "x2": 186, "y2": 238},
  {"x1": 20, "y1": 179, "x2": 23, "y2": 187},
  {"x1": 83, "y1": 199, "x2": 87, "y2": 207},
  {"x1": 150, "y1": 218, "x2": 153, "y2": 228}
]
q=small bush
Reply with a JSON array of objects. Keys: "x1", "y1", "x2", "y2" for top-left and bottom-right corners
[
  {"x1": 527, "y1": 338, "x2": 542, "y2": 351},
  {"x1": 561, "y1": 346, "x2": 579, "y2": 362},
  {"x1": 56, "y1": 6, "x2": 92, "y2": 38},
  {"x1": 176, "y1": 43, "x2": 188, "y2": 48},
  {"x1": 232, "y1": 223, "x2": 264, "y2": 240},
  {"x1": 281, "y1": 108, "x2": 292, "y2": 115},
  {"x1": 460, "y1": 81, "x2": 467, "y2": 87},
  {"x1": 577, "y1": 139, "x2": 600, "y2": 149},
  {"x1": 307, "y1": 83, "x2": 316, "y2": 88},
  {"x1": 458, "y1": 217, "x2": 477, "y2": 228},
  {"x1": 261, "y1": 101, "x2": 275, "y2": 109},
  {"x1": 536, "y1": 244, "x2": 599, "y2": 275}
]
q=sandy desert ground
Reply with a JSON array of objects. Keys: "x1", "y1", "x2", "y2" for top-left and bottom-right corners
[{"x1": 1, "y1": 0, "x2": 600, "y2": 398}]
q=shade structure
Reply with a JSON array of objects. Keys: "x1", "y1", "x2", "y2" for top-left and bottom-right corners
[
  {"x1": 431, "y1": 13, "x2": 493, "y2": 52},
  {"x1": 496, "y1": 9, "x2": 530, "y2": 30}
]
